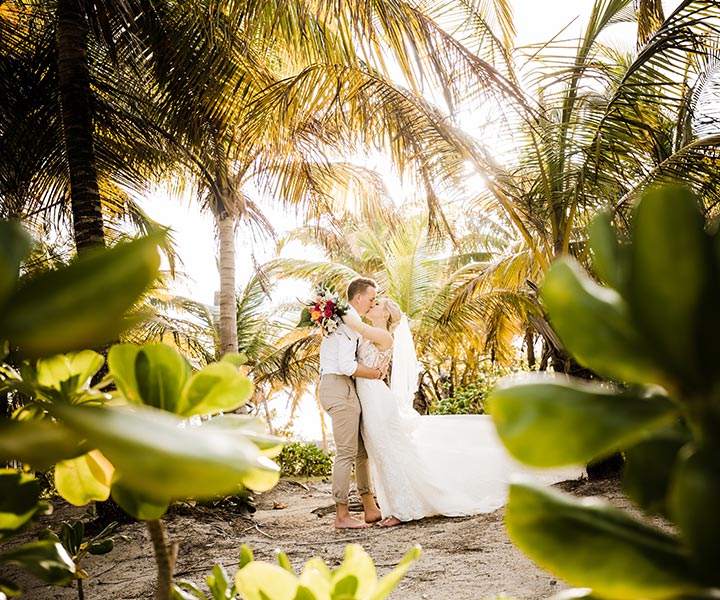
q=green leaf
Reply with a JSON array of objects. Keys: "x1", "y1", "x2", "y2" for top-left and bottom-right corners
[
  {"x1": 220, "y1": 352, "x2": 248, "y2": 366},
  {"x1": 588, "y1": 212, "x2": 627, "y2": 292},
  {"x1": 0, "y1": 419, "x2": 88, "y2": 471},
  {"x1": 87, "y1": 539, "x2": 114, "y2": 555},
  {"x1": 369, "y1": 545, "x2": 421, "y2": 600},
  {"x1": 206, "y1": 563, "x2": 231, "y2": 599},
  {"x1": 276, "y1": 551, "x2": 295, "y2": 574},
  {"x1": 110, "y1": 480, "x2": 169, "y2": 521},
  {"x1": 239, "y1": 544, "x2": 255, "y2": 569},
  {"x1": 107, "y1": 344, "x2": 142, "y2": 404},
  {"x1": 505, "y1": 483, "x2": 699, "y2": 599},
  {"x1": 668, "y1": 443, "x2": 720, "y2": 584},
  {"x1": 0, "y1": 541, "x2": 76, "y2": 585},
  {"x1": 622, "y1": 425, "x2": 689, "y2": 516},
  {"x1": 331, "y1": 545, "x2": 376, "y2": 599},
  {"x1": 48, "y1": 403, "x2": 280, "y2": 502},
  {"x1": 173, "y1": 581, "x2": 209, "y2": 600},
  {"x1": 541, "y1": 258, "x2": 667, "y2": 386},
  {"x1": 487, "y1": 374, "x2": 677, "y2": 467},
  {"x1": 0, "y1": 233, "x2": 162, "y2": 357},
  {"x1": 134, "y1": 344, "x2": 191, "y2": 412},
  {"x1": 0, "y1": 470, "x2": 46, "y2": 537},
  {"x1": 297, "y1": 307, "x2": 312, "y2": 328},
  {"x1": 178, "y1": 362, "x2": 253, "y2": 417},
  {"x1": 198, "y1": 415, "x2": 285, "y2": 458},
  {"x1": 0, "y1": 577, "x2": 21, "y2": 597},
  {"x1": 34, "y1": 351, "x2": 105, "y2": 396},
  {"x1": 235, "y1": 562, "x2": 299, "y2": 600},
  {"x1": 294, "y1": 586, "x2": 319, "y2": 600},
  {"x1": 628, "y1": 185, "x2": 711, "y2": 388},
  {"x1": 54, "y1": 450, "x2": 113, "y2": 506},
  {"x1": 0, "y1": 221, "x2": 32, "y2": 306},
  {"x1": 298, "y1": 558, "x2": 330, "y2": 599}
]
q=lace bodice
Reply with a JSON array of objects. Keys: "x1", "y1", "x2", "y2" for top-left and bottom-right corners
[{"x1": 357, "y1": 339, "x2": 392, "y2": 370}]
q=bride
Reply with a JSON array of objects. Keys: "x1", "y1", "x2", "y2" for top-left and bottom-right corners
[{"x1": 343, "y1": 298, "x2": 583, "y2": 527}]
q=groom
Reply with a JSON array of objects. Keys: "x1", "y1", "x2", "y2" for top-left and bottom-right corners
[{"x1": 318, "y1": 277, "x2": 384, "y2": 529}]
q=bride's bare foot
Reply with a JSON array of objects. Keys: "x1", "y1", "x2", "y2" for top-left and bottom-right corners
[
  {"x1": 364, "y1": 509, "x2": 382, "y2": 523},
  {"x1": 335, "y1": 515, "x2": 371, "y2": 529},
  {"x1": 378, "y1": 516, "x2": 402, "y2": 527}
]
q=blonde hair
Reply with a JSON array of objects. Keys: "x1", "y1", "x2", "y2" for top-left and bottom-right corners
[{"x1": 383, "y1": 299, "x2": 403, "y2": 332}]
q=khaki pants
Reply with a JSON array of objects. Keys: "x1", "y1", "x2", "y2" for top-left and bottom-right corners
[{"x1": 318, "y1": 374, "x2": 372, "y2": 504}]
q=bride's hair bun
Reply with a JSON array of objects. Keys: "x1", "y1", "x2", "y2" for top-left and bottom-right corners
[{"x1": 384, "y1": 299, "x2": 403, "y2": 332}]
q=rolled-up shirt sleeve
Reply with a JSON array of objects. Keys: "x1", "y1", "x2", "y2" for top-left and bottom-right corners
[{"x1": 337, "y1": 334, "x2": 358, "y2": 376}]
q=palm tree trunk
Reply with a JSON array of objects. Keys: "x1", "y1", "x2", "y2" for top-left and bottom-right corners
[
  {"x1": 217, "y1": 211, "x2": 238, "y2": 356},
  {"x1": 56, "y1": 0, "x2": 105, "y2": 252}
]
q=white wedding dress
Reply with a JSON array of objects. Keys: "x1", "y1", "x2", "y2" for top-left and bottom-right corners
[{"x1": 354, "y1": 316, "x2": 583, "y2": 522}]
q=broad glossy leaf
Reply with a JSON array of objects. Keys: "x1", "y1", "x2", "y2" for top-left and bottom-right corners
[
  {"x1": 54, "y1": 450, "x2": 113, "y2": 506},
  {"x1": 110, "y1": 480, "x2": 169, "y2": 521},
  {"x1": 87, "y1": 539, "x2": 114, "y2": 555},
  {"x1": 298, "y1": 559, "x2": 331, "y2": 600},
  {"x1": 623, "y1": 425, "x2": 689, "y2": 515},
  {"x1": 134, "y1": 344, "x2": 191, "y2": 412},
  {"x1": 198, "y1": 415, "x2": 284, "y2": 458},
  {"x1": 589, "y1": 212, "x2": 627, "y2": 292},
  {"x1": 541, "y1": 258, "x2": 668, "y2": 386},
  {"x1": 49, "y1": 403, "x2": 280, "y2": 501},
  {"x1": 370, "y1": 545, "x2": 421, "y2": 600},
  {"x1": 331, "y1": 544, "x2": 376, "y2": 599},
  {"x1": 0, "y1": 419, "x2": 88, "y2": 471},
  {"x1": 629, "y1": 185, "x2": 710, "y2": 387},
  {"x1": 0, "y1": 541, "x2": 75, "y2": 585},
  {"x1": 235, "y1": 562, "x2": 298, "y2": 600},
  {"x1": 0, "y1": 233, "x2": 162, "y2": 357},
  {"x1": 668, "y1": 443, "x2": 720, "y2": 584},
  {"x1": 0, "y1": 470, "x2": 46, "y2": 537},
  {"x1": 506, "y1": 483, "x2": 699, "y2": 599},
  {"x1": 488, "y1": 374, "x2": 676, "y2": 467},
  {"x1": 179, "y1": 362, "x2": 253, "y2": 417},
  {"x1": 34, "y1": 351, "x2": 104, "y2": 395},
  {"x1": 107, "y1": 344, "x2": 142, "y2": 404},
  {"x1": 0, "y1": 221, "x2": 32, "y2": 305}
]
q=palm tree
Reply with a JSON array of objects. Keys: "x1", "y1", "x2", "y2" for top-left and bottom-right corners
[
  {"x1": 264, "y1": 197, "x2": 510, "y2": 409},
  {"x1": 439, "y1": 0, "x2": 720, "y2": 370}
]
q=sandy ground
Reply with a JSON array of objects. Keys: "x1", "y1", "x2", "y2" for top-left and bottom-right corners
[{"x1": 2, "y1": 476, "x2": 626, "y2": 600}]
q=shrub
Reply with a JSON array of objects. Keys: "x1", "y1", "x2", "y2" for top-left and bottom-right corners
[
  {"x1": 430, "y1": 370, "x2": 503, "y2": 415},
  {"x1": 277, "y1": 442, "x2": 334, "y2": 478},
  {"x1": 487, "y1": 185, "x2": 720, "y2": 599}
]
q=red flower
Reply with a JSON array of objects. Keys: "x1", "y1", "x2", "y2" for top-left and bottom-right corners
[{"x1": 324, "y1": 307, "x2": 333, "y2": 318}]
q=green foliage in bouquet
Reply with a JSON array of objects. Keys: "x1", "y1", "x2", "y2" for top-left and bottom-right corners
[
  {"x1": 172, "y1": 543, "x2": 421, "y2": 600},
  {"x1": 487, "y1": 185, "x2": 720, "y2": 599},
  {"x1": 277, "y1": 442, "x2": 334, "y2": 478}
]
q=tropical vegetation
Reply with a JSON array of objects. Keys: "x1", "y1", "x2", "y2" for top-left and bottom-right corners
[
  {"x1": 488, "y1": 184, "x2": 720, "y2": 599},
  {"x1": 4, "y1": 0, "x2": 720, "y2": 597}
]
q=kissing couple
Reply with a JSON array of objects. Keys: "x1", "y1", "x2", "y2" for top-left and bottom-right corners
[{"x1": 317, "y1": 277, "x2": 583, "y2": 529}]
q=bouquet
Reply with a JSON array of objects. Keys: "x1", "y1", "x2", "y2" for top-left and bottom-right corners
[{"x1": 298, "y1": 284, "x2": 349, "y2": 336}]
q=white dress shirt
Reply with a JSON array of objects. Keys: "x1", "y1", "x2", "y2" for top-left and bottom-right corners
[{"x1": 319, "y1": 305, "x2": 360, "y2": 376}]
